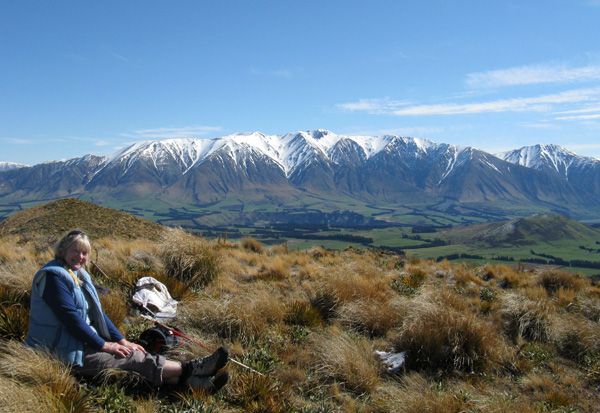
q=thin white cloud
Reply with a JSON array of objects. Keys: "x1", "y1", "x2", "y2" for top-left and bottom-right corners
[
  {"x1": 338, "y1": 88, "x2": 600, "y2": 116},
  {"x1": 554, "y1": 105, "x2": 600, "y2": 115},
  {"x1": 123, "y1": 126, "x2": 223, "y2": 139},
  {"x1": 337, "y1": 98, "x2": 410, "y2": 113},
  {"x1": 552, "y1": 104, "x2": 600, "y2": 121},
  {"x1": 520, "y1": 122, "x2": 558, "y2": 130},
  {"x1": 101, "y1": 44, "x2": 141, "y2": 67},
  {"x1": 555, "y1": 113, "x2": 600, "y2": 121},
  {"x1": 466, "y1": 64, "x2": 600, "y2": 88}
]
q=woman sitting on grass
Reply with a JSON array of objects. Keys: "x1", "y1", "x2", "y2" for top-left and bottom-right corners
[{"x1": 24, "y1": 229, "x2": 229, "y2": 393}]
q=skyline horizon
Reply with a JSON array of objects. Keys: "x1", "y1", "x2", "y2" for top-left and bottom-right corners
[{"x1": 2, "y1": 128, "x2": 598, "y2": 167}]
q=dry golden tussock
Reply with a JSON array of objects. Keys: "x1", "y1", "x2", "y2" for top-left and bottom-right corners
[
  {"x1": 312, "y1": 329, "x2": 380, "y2": 395},
  {"x1": 159, "y1": 228, "x2": 222, "y2": 287},
  {"x1": 390, "y1": 296, "x2": 509, "y2": 373},
  {"x1": 337, "y1": 297, "x2": 406, "y2": 337},
  {"x1": 1, "y1": 231, "x2": 599, "y2": 411},
  {"x1": 257, "y1": 255, "x2": 292, "y2": 281},
  {"x1": 98, "y1": 288, "x2": 129, "y2": 330},
  {"x1": 0, "y1": 340, "x2": 91, "y2": 411},
  {"x1": 537, "y1": 269, "x2": 588, "y2": 294},
  {"x1": 181, "y1": 289, "x2": 285, "y2": 343},
  {"x1": 241, "y1": 236, "x2": 264, "y2": 254},
  {"x1": 501, "y1": 292, "x2": 555, "y2": 343}
]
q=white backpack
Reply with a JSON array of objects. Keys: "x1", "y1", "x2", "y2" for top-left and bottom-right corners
[{"x1": 132, "y1": 276, "x2": 178, "y2": 320}]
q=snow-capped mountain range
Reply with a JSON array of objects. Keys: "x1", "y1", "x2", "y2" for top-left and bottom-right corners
[{"x1": 1, "y1": 130, "x2": 600, "y2": 224}]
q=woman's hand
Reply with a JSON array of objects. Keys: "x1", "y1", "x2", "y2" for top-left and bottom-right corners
[
  {"x1": 101, "y1": 341, "x2": 132, "y2": 358},
  {"x1": 101, "y1": 339, "x2": 146, "y2": 357},
  {"x1": 118, "y1": 338, "x2": 147, "y2": 354}
]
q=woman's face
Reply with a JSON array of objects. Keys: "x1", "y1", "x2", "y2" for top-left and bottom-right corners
[{"x1": 64, "y1": 244, "x2": 89, "y2": 271}]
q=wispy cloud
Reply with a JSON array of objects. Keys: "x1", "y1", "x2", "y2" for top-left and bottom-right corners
[
  {"x1": 122, "y1": 126, "x2": 223, "y2": 139},
  {"x1": 101, "y1": 44, "x2": 141, "y2": 67},
  {"x1": 337, "y1": 98, "x2": 411, "y2": 113},
  {"x1": 552, "y1": 104, "x2": 600, "y2": 121},
  {"x1": 555, "y1": 113, "x2": 600, "y2": 121},
  {"x1": 338, "y1": 88, "x2": 600, "y2": 116},
  {"x1": 466, "y1": 64, "x2": 600, "y2": 88}
]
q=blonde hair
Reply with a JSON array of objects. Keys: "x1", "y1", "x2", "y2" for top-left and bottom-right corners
[{"x1": 54, "y1": 230, "x2": 91, "y2": 262}]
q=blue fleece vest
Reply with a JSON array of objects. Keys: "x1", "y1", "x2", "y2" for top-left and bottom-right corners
[{"x1": 24, "y1": 260, "x2": 110, "y2": 366}]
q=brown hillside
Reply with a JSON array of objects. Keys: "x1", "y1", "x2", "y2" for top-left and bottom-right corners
[
  {"x1": 440, "y1": 213, "x2": 600, "y2": 247},
  {"x1": 0, "y1": 198, "x2": 167, "y2": 241}
]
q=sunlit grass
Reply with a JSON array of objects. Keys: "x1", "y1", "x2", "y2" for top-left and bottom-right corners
[{"x1": 0, "y1": 230, "x2": 599, "y2": 411}]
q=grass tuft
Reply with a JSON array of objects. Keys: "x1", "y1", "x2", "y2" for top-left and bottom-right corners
[
  {"x1": 312, "y1": 330, "x2": 379, "y2": 395},
  {"x1": 537, "y1": 269, "x2": 587, "y2": 295},
  {"x1": 160, "y1": 229, "x2": 222, "y2": 288},
  {"x1": 241, "y1": 237, "x2": 264, "y2": 254},
  {"x1": 391, "y1": 298, "x2": 506, "y2": 373},
  {"x1": 501, "y1": 293, "x2": 553, "y2": 343}
]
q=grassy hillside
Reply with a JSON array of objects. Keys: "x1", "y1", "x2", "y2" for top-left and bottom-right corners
[
  {"x1": 0, "y1": 203, "x2": 599, "y2": 411},
  {"x1": 0, "y1": 198, "x2": 167, "y2": 241},
  {"x1": 439, "y1": 214, "x2": 600, "y2": 247}
]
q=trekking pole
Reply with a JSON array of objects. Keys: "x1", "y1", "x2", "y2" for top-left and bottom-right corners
[
  {"x1": 140, "y1": 305, "x2": 265, "y2": 377},
  {"x1": 91, "y1": 261, "x2": 110, "y2": 280}
]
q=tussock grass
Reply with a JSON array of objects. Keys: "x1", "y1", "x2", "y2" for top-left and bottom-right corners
[
  {"x1": 537, "y1": 269, "x2": 587, "y2": 294},
  {"x1": 390, "y1": 297, "x2": 507, "y2": 373},
  {"x1": 182, "y1": 290, "x2": 285, "y2": 344},
  {"x1": 257, "y1": 255, "x2": 291, "y2": 281},
  {"x1": 371, "y1": 373, "x2": 476, "y2": 413},
  {"x1": 227, "y1": 373, "x2": 293, "y2": 413},
  {"x1": 337, "y1": 297, "x2": 405, "y2": 337},
  {"x1": 241, "y1": 236, "x2": 264, "y2": 254},
  {"x1": 98, "y1": 289, "x2": 128, "y2": 330},
  {"x1": 553, "y1": 316, "x2": 599, "y2": 362},
  {"x1": 159, "y1": 229, "x2": 221, "y2": 288},
  {"x1": 0, "y1": 284, "x2": 30, "y2": 340},
  {"x1": 312, "y1": 329, "x2": 380, "y2": 395},
  {"x1": 1, "y1": 228, "x2": 599, "y2": 411},
  {"x1": 284, "y1": 300, "x2": 324, "y2": 327},
  {"x1": 501, "y1": 292, "x2": 554, "y2": 343},
  {"x1": 0, "y1": 340, "x2": 91, "y2": 411}
]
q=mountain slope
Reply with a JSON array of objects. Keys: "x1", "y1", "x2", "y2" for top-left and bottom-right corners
[
  {"x1": 1, "y1": 131, "x2": 600, "y2": 224},
  {"x1": 498, "y1": 144, "x2": 600, "y2": 197}
]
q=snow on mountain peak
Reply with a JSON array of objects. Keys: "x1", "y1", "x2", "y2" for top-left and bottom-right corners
[
  {"x1": 101, "y1": 130, "x2": 463, "y2": 178},
  {"x1": 0, "y1": 161, "x2": 29, "y2": 171},
  {"x1": 496, "y1": 143, "x2": 599, "y2": 179}
]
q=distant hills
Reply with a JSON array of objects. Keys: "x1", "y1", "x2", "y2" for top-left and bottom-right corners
[
  {"x1": 439, "y1": 213, "x2": 600, "y2": 248},
  {"x1": 1, "y1": 131, "x2": 600, "y2": 225}
]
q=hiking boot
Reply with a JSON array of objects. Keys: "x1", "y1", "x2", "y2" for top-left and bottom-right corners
[
  {"x1": 186, "y1": 372, "x2": 229, "y2": 394},
  {"x1": 189, "y1": 346, "x2": 228, "y2": 377}
]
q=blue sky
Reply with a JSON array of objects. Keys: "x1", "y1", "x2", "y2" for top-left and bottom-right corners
[{"x1": 2, "y1": 0, "x2": 600, "y2": 165}]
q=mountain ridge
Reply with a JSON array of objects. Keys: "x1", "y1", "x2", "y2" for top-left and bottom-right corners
[{"x1": 1, "y1": 130, "x2": 600, "y2": 225}]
